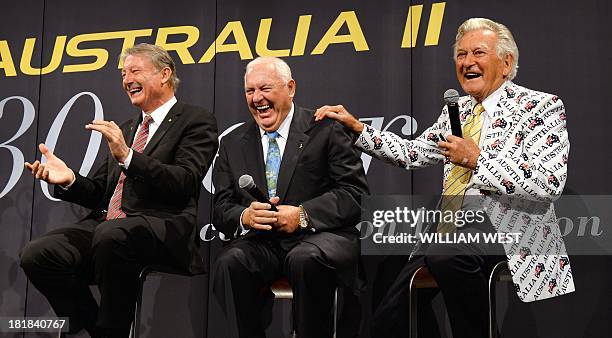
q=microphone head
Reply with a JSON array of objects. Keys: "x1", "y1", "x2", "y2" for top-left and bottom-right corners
[
  {"x1": 238, "y1": 174, "x2": 256, "y2": 190},
  {"x1": 444, "y1": 89, "x2": 460, "y2": 104}
]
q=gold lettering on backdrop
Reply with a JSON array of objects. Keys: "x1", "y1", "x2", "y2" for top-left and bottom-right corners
[
  {"x1": 291, "y1": 15, "x2": 312, "y2": 56},
  {"x1": 401, "y1": 2, "x2": 445, "y2": 48},
  {"x1": 424, "y1": 2, "x2": 445, "y2": 46},
  {"x1": 21, "y1": 36, "x2": 66, "y2": 75},
  {"x1": 311, "y1": 11, "x2": 369, "y2": 55},
  {"x1": 401, "y1": 5, "x2": 423, "y2": 48},
  {"x1": 256, "y1": 18, "x2": 291, "y2": 57},
  {"x1": 155, "y1": 26, "x2": 199, "y2": 64},
  {"x1": 63, "y1": 29, "x2": 153, "y2": 72},
  {"x1": 0, "y1": 3, "x2": 446, "y2": 76},
  {"x1": 0, "y1": 40, "x2": 17, "y2": 76},
  {"x1": 199, "y1": 21, "x2": 253, "y2": 63}
]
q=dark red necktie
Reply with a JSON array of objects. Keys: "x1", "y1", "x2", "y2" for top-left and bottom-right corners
[{"x1": 106, "y1": 115, "x2": 153, "y2": 220}]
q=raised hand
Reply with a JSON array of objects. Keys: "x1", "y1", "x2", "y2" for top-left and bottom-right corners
[
  {"x1": 86, "y1": 120, "x2": 130, "y2": 163},
  {"x1": 314, "y1": 104, "x2": 364, "y2": 134},
  {"x1": 24, "y1": 143, "x2": 74, "y2": 185}
]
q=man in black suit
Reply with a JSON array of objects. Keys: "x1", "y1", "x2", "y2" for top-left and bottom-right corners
[
  {"x1": 20, "y1": 43, "x2": 218, "y2": 338},
  {"x1": 212, "y1": 56, "x2": 369, "y2": 338}
]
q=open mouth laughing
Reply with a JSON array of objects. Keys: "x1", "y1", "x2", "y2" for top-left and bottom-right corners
[
  {"x1": 255, "y1": 104, "x2": 273, "y2": 116},
  {"x1": 127, "y1": 83, "x2": 143, "y2": 97},
  {"x1": 464, "y1": 72, "x2": 482, "y2": 80}
]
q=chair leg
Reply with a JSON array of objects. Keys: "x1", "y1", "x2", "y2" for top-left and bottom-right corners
[
  {"x1": 287, "y1": 287, "x2": 339, "y2": 338},
  {"x1": 332, "y1": 287, "x2": 338, "y2": 338},
  {"x1": 488, "y1": 261, "x2": 506, "y2": 338},
  {"x1": 289, "y1": 298, "x2": 297, "y2": 338},
  {"x1": 409, "y1": 277, "x2": 418, "y2": 338},
  {"x1": 131, "y1": 274, "x2": 146, "y2": 338},
  {"x1": 488, "y1": 279, "x2": 496, "y2": 338}
]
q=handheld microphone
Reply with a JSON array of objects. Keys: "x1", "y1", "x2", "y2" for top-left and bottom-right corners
[
  {"x1": 444, "y1": 89, "x2": 462, "y2": 137},
  {"x1": 238, "y1": 174, "x2": 278, "y2": 211}
]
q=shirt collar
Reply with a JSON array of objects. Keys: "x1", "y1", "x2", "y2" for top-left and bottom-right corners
[
  {"x1": 142, "y1": 96, "x2": 177, "y2": 124},
  {"x1": 259, "y1": 102, "x2": 295, "y2": 140},
  {"x1": 471, "y1": 81, "x2": 508, "y2": 118}
]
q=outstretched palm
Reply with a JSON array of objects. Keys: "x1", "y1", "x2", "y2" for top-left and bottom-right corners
[{"x1": 24, "y1": 143, "x2": 74, "y2": 186}]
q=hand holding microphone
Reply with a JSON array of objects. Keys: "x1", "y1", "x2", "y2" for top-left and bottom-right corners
[
  {"x1": 239, "y1": 175, "x2": 302, "y2": 233},
  {"x1": 437, "y1": 89, "x2": 481, "y2": 169},
  {"x1": 444, "y1": 89, "x2": 462, "y2": 137},
  {"x1": 239, "y1": 175, "x2": 278, "y2": 230}
]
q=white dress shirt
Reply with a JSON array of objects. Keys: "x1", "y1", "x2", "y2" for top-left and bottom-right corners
[
  {"x1": 62, "y1": 96, "x2": 177, "y2": 189},
  {"x1": 259, "y1": 103, "x2": 294, "y2": 161},
  {"x1": 464, "y1": 81, "x2": 507, "y2": 197},
  {"x1": 237, "y1": 103, "x2": 295, "y2": 236},
  {"x1": 122, "y1": 96, "x2": 177, "y2": 168}
]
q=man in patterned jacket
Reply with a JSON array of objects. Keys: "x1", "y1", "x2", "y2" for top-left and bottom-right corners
[{"x1": 315, "y1": 18, "x2": 574, "y2": 338}]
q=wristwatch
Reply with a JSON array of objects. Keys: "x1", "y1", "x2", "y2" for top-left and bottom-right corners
[{"x1": 298, "y1": 204, "x2": 310, "y2": 230}]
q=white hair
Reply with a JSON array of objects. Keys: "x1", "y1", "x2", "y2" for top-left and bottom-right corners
[
  {"x1": 244, "y1": 57, "x2": 292, "y2": 84},
  {"x1": 454, "y1": 18, "x2": 519, "y2": 80}
]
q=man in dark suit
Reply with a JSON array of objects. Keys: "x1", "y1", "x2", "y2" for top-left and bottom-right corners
[
  {"x1": 212, "y1": 56, "x2": 369, "y2": 338},
  {"x1": 20, "y1": 43, "x2": 218, "y2": 338}
]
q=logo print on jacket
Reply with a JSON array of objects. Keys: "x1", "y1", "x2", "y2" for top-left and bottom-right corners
[
  {"x1": 534, "y1": 263, "x2": 545, "y2": 278},
  {"x1": 519, "y1": 163, "x2": 532, "y2": 178},
  {"x1": 525, "y1": 100, "x2": 540, "y2": 112},
  {"x1": 491, "y1": 139, "x2": 502, "y2": 150},
  {"x1": 543, "y1": 224, "x2": 551, "y2": 239},
  {"x1": 501, "y1": 179, "x2": 515, "y2": 194},
  {"x1": 528, "y1": 117, "x2": 544, "y2": 130},
  {"x1": 493, "y1": 118, "x2": 507, "y2": 128},
  {"x1": 427, "y1": 133, "x2": 440, "y2": 143},
  {"x1": 522, "y1": 214, "x2": 531, "y2": 224},
  {"x1": 373, "y1": 136, "x2": 383, "y2": 150},
  {"x1": 548, "y1": 175, "x2": 560, "y2": 188},
  {"x1": 548, "y1": 279, "x2": 557, "y2": 293},
  {"x1": 519, "y1": 247, "x2": 531, "y2": 260},
  {"x1": 515, "y1": 131, "x2": 525, "y2": 145},
  {"x1": 408, "y1": 150, "x2": 418, "y2": 163},
  {"x1": 546, "y1": 134, "x2": 559, "y2": 146}
]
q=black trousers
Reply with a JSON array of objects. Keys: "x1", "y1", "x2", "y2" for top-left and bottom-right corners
[
  {"x1": 20, "y1": 216, "x2": 176, "y2": 338},
  {"x1": 371, "y1": 223, "x2": 506, "y2": 338},
  {"x1": 213, "y1": 236, "x2": 338, "y2": 338}
]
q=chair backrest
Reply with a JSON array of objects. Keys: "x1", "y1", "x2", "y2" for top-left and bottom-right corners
[
  {"x1": 270, "y1": 277, "x2": 293, "y2": 299},
  {"x1": 410, "y1": 266, "x2": 439, "y2": 289}
]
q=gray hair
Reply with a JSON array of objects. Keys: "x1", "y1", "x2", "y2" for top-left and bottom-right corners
[
  {"x1": 245, "y1": 57, "x2": 292, "y2": 84},
  {"x1": 120, "y1": 43, "x2": 180, "y2": 91},
  {"x1": 454, "y1": 18, "x2": 519, "y2": 80}
]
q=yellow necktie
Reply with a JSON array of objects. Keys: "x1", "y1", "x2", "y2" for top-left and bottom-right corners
[{"x1": 437, "y1": 103, "x2": 484, "y2": 233}]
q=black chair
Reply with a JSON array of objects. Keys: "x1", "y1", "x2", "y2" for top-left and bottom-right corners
[
  {"x1": 408, "y1": 261, "x2": 512, "y2": 338},
  {"x1": 130, "y1": 265, "x2": 207, "y2": 338}
]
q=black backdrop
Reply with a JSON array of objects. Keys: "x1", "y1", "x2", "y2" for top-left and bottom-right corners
[{"x1": 1, "y1": 1, "x2": 611, "y2": 337}]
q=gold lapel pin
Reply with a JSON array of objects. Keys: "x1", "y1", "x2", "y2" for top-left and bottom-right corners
[{"x1": 298, "y1": 143, "x2": 303, "y2": 149}]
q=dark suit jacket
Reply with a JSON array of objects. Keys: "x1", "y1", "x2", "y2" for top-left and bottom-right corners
[
  {"x1": 212, "y1": 105, "x2": 369, "y2": 289},
  {"x1": 55, "y1": 101, "x2": 218, "y2": 273}
]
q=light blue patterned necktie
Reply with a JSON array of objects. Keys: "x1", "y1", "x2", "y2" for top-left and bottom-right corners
[{"x1": 265, "y1": 131, "x2": 281, "y2": 197}]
